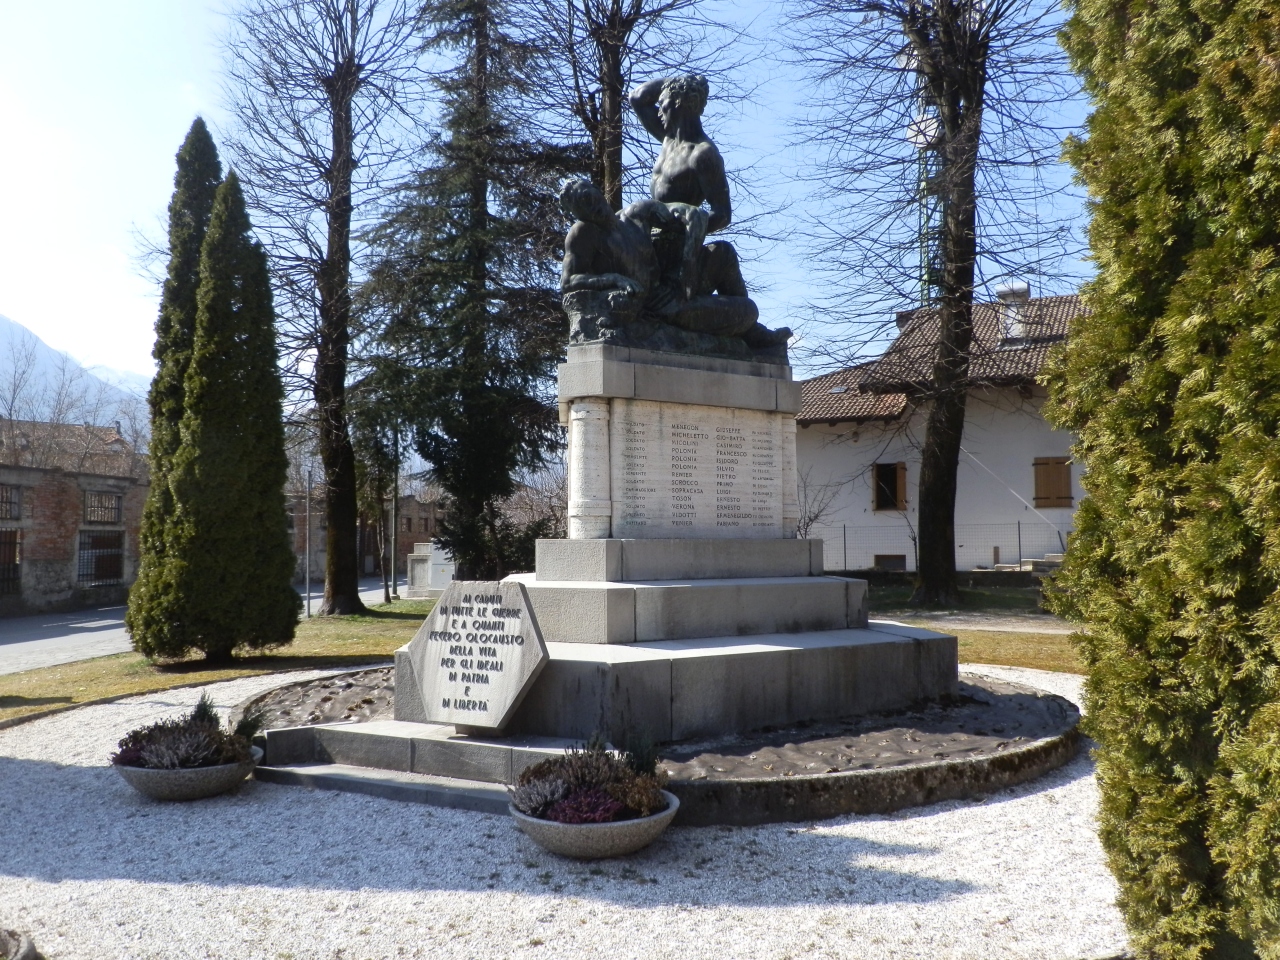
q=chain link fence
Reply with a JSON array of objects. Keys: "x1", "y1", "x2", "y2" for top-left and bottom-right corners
[{"x1": 806, "y1": 521, "x2": 1070, "y2": 573}]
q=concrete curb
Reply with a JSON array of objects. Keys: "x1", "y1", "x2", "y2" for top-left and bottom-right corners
[
  {"x1": 669, "y1": 724, "x2": 1082, "y2": 826},
  {"x1": 0, "y1": 663, "x2": 389, "y2": 733}
]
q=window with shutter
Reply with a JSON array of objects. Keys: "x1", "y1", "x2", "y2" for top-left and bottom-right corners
[
  {"x1": 874, "y1": 462, "x2": 908, "y2": 511},
  {"x1": 1033, "y1": 457, "x2": 1073, "y2": 507}
]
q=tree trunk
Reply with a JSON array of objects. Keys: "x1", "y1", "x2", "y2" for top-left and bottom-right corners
[
  {"x1": 596, "y1": 8, "x2": 626, "y2": 211},
  {"x1": 910, "y1": 72, "x2": 982, "y2": 607},
  {"x1": 316, "y1": 53, "x2": 366, "y2": 616}
]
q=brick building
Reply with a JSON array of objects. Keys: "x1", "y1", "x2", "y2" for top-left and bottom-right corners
[
  {"x1": 286, "y1": 493, "x2": 443, "y2": 582},
  {"x1": 0, "y1": 421, "x2": 147, "y2": 614}
]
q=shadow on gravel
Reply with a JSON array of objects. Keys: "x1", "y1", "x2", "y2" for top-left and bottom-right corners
[{"x1": 0, "y1": 751, "x2": 996, "y2": 907}]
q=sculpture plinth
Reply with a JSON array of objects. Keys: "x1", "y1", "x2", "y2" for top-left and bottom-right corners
[{"x1": 559, "y1": 344, "x2": 801, "y2": 540}]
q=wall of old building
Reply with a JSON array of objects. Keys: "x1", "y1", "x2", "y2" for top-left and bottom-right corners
[
  {"x1": 0, "y1": 465, "x2": 145, "y2": 614},
  {"x1": 796, "y1": 386, "x2": 1080, "y2": 572}
]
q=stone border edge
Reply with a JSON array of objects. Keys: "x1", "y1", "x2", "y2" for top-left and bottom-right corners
[
  {"x1": 668, "y1": 721, "x2": 1083, "y2": 826},
  {"x1": 0, "y1": 661, "x2": 394, "y2": 734}
]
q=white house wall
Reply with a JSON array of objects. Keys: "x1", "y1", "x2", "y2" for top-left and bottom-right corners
[{"x1": 796, "y1": 386, "x2": 1080, "y2": 572}]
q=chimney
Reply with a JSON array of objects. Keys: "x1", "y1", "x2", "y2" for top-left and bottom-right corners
[{"x1": 996, "y1": 282, "x2": 1031, "y2": 339}]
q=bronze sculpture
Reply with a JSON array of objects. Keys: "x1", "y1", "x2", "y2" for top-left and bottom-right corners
[{"x1": 559, "y1": 74, "x2": 791, "y2": 363}]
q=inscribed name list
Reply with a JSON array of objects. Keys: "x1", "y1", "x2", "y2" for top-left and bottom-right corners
[
  {"x1": 610, "y1": 398, "x2": 784, "y2": 539},
  {"x1": 406, "y1": 581, "x2": 547, "y2": 730}
]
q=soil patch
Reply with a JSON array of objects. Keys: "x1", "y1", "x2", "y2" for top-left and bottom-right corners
[{"x1": 660, "y1": 674, "x2": 1076, "y2": 782}]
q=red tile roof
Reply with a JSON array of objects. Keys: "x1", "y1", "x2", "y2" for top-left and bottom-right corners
[
  {"x1": 798, "y1": 294, "x2": 1084, "y2": 424},
  {"x1": 797, "y1": 364, "x2": 908, "y2": 426}
]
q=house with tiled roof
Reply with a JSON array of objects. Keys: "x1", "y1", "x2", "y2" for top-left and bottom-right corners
[{"x1": 796, "y1": 289, "x2": 1085, "y2": 573}]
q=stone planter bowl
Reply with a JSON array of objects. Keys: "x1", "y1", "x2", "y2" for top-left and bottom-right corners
[
  {"x1": 510, "y1": 790, "x2": 680, "y2": 859},
  {"x1": 114, "y1": 747, "x2": 262, "y2": 802},
  {"x1": 0, "y1": 928, "x2": 38, "y2": 960}
]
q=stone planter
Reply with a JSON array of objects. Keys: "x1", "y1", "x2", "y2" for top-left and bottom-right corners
[
  {"x1": 0, "y1": 928, "x2": 38, "y2": 960},
  {"x1": 114, "y1": 747, "x2": 262, "y2": 802},
  {"x1": 510, "y1": 790, "x2": 680, "y2": 859}
]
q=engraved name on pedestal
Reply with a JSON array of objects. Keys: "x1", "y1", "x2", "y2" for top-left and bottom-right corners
[
  {"x1": 610, "y1": 398, "x2": 784, "y2": 538},
  {"x1": 405, "y1": 581, "x2": 548, "y2": 731}
]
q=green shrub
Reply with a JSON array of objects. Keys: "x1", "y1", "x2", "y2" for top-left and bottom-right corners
[{"x1": 1047, "y1": 0, "x2": 1280, "y2": 952}]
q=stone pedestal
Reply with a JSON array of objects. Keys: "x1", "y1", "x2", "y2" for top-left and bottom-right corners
[
  {"x1": 558, "y1": 344, "x2": 802, "y2": 540},
  {"x1": 396, "y1": 345, "x2": 957, "y2": 744}
]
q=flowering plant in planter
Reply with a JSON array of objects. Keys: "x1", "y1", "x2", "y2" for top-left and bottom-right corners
[
  {"x1": 509, "y1": 735, "x2": 668, "y2": 823},
  {"x1": 110, "y1": 694, "x2": 266, "y2": 802},
  {"x1": 111, "y1": 693, "x2": 262, "y2": 770}
]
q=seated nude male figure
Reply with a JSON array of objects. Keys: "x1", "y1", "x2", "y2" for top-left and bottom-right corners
[
  {"x1": 629, "y1": 75, "x2": 788, "y2": 346},
  {"x1": 559, "y1": 178, "x2": 669, "y2": 302},
  {"x1": 560, "y1": 177, "x2": 765, "y2": 339}
]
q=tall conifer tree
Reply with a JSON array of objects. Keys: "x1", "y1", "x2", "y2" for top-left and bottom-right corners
[
  {"x1": 136, "y1": 172, "x2": 299, "y2": 661},
  {"x1": 129, "y1": 119, "x2": 222, "y2": 655},
  {"x1": 364, "y1": 0, "x2": 581, "y2": 577},
  {"x1": 1046, "y1": 0, "x2": 1280, "y2": 954}
]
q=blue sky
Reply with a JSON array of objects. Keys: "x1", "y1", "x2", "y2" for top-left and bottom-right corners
[
  {"x1": 0, "y1": 0, "x2": 1088, "y2": 382},
  {"x1": 0, "y1": 2, "x2": 230, "y2": 379}
]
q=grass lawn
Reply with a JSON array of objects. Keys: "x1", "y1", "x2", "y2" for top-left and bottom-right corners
[
  {"x1": 0, "y1": 600, "x2": 434, "y2": 727},
  {"x1": 950, "y1": 629, "x2": 1085, "y2": 674}
]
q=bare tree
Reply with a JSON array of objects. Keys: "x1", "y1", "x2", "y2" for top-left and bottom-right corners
[
  {"x1": 504, "y1": 460, "x2": 568, "y2": 539},
  {"x1": 0, "y1": 329, "x2": 145, "y2": 475},
  {"x1": 789, "y1": 0, "x2": 1083, "y2": 604},
  {"x1": 795, "y1": 465, "x2": 845, "y2": 539},
  {"x1": 223, "y1": 0, "x2": 423, "y2": 614},
  {"x1": 517, "y1": 0, "x2": 759, "y2": 211}
]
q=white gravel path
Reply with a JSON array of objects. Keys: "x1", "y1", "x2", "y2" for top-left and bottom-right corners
[{"x1": 2, "y1": 665, "x2": 1127, "y2": 960}]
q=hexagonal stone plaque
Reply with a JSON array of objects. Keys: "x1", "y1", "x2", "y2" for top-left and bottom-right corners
[{"x1": 405, "y1": 581, "x2": 548, "y2": 732}]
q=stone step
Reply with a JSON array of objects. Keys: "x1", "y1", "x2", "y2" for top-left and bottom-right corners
[
  {"x1": 506, "y1": 573, "x2": 866, "y2": 644},
  {"x1": 254, "y1": 762, "x2": 509, "y2": 814},
  {"x1": 397, "y1": 622, "x2": 958, "y2": 742},
  {"x1": 262, "y1": 719, "x2": 574, "y2": 784},
  {"x1": 535, "y1": 537, "x2": 824, "y2": 582}
]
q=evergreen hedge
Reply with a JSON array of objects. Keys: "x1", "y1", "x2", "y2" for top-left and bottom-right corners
[
  {"x1": 130, "y1": 170, "x2": 299, "y2": 661},
  {"x1": 128, "y1": 119, "x2": 221, "y2": 656},
  {"x1": 1046, "y1": 0, "x2": 1280, "y2": 954}
]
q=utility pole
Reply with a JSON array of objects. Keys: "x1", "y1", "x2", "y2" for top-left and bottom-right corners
[
  {"x1": 305, "y1": 467, "x2": 313, "y2": 618},
  {"x1": 390, "y1": 423, "x2": 400, "y2": 601}
]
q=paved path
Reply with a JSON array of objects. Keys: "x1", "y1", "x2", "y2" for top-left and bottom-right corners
[
  {"x1": 0, "y1": 577, "x2": 408, "y2": 677},
  {"x1": 876, "y1": 611, "x2": 1078, "y2": 635}
]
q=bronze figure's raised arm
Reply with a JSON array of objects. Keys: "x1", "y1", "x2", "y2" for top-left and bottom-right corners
[{"x1": 629, "y1": 75, "x2": 732, "y2": 234}]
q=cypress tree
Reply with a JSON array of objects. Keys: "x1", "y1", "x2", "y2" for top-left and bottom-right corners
[
  {"x1": 144, "y1": 171, "x2": 299, "y2": 662},
  {"x1": 1046, "y1": 0, "x2": 1280, "y2": 954},
  {"x1": 128, "y1": 119, "x2": 222, "y2": 656}
]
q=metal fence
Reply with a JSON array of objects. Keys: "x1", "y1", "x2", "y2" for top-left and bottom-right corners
[{"x1": 806, "y1": 521, "x2": 1070, "y2": 573}]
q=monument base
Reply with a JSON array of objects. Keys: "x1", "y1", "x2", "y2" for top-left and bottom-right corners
[{"x1": 395, "y1": 622, "x2": 957, "y2": 742}]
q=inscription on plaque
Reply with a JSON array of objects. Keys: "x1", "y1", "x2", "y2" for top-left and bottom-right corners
[
  {"x1": 611, "y1": 399, "x2": 784, "y2": 539},
  {"x1": 405, "y1": 581, "x2": 548, "y2": 730}
]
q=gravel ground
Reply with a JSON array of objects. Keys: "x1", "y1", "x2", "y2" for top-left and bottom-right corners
[{"x1": 1, "y1": 665, "x2": 1127, "y2": 960}]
